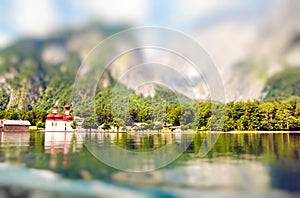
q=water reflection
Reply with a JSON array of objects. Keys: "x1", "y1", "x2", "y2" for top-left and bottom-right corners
[
  {"x1": 79, "y1": 132, "x2": 194, "y2": 171},
  {"x1": 112, "y1": 158, "x2": 271, "y2": 192},
  {"x1": 80, "y1": 132, "x2": 177, "y2": 150},
  {"x1": 0, "y1": 132, "x2": 299, "y2": 197},
  {"x1": 0, "y1": 132, "x2": 31, "y2": 164},
  {"x1": 0, "y1": 132, "x2": 30, "y2": 146},
  {"x1": 44, "y1": 132, "x2": 82, "y2": 168}
]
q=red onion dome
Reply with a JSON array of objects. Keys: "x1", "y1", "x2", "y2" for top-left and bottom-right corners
[
  {"x1": 52, "y1": 104, "x2": 58, "y2": 109},
  {"x1": 54, "y1": 114, "x2": 63, "y2": 120},
  {"x1": 66, "y1": 115, "x2": 73, "y2": 121},
  {"x1": 46, "y1": 114, "x2": 55, "y2": 120},
  {"x1": 64, "y1": 104, "x2": 71, "y2": 110}
]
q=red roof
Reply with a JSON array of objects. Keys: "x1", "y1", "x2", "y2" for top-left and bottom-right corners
[
  {"x1": 54, "y1": 114, "x2": 63, "y2": 120},
  {"x1": 46, "y1": 114, "x2": 55, "y2": 120},
  {"x1": 64, "y1": 104, "x2": 71, "y2": 110},
  {"x1": 66, "y1": 115, "x2": 73, "y2": 121},
  {"x1": 52, "y1": 104, "x2": 58, "y2": 109}
]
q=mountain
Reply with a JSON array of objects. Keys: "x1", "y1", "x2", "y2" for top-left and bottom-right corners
[
  {"x1": 0, "y1": 23, "x2": 209, "y2": 112},
  {"x1": 191, "y1": 0, "x2": 300, "y2": 101},
  {"x1": 2, "y1": 0, "x2": 300, "y2": 111},
  {"x1": 0, "y1": 24, "x2": 128, "y2": 111},
  {"x1": 262, "y1": 68, "x2": 300, "y2": 101}
]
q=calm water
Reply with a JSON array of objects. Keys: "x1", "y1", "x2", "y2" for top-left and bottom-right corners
[{"x1": 0, "y1": 131, "x2": 300, "y2": 197}]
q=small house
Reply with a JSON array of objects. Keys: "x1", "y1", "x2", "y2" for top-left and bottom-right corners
[
  {"x1": 0, "y1": 120, "x2": 31, "y2": 132},
  {"x1": 132, "y1": 122, "x2": 148, "y2": 129}
]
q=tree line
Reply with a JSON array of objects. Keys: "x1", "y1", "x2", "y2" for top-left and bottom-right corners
[
  {"x1": 1, "y1": 87, "x2": 300, "y2": 131},
  {"x1": 220, "y1": 99, "x2": 300, "y2": 131},
  {"x1": 79, "y1": 86, "x2": 300, "y2": 131}
]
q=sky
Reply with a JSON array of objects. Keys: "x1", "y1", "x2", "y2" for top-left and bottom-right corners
[{"x1": 0, "y1": 0, "x2": 273, "y2": 48}]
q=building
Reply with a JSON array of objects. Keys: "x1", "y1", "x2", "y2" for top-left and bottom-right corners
[
  {"x1": 45, "y1": 104, "x2": 74, "y2": 131},
  {"x1": 0, "y1": 120, "x2": 31, "y2": 132},
  {"x1": 132, "y1": 122, "x2": 148, "y2": 128},
  {"x1": 163, "y1": 123, "x2": 181, "y2": 131},
  {"x1": 73, "y1": 116, "x2": 84, "y2": 130}
]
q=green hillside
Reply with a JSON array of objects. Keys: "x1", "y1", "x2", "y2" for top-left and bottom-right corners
[
  {"x1": 0, "y1": 24, "x2": 126, "y2": 111},
  {"x1": 0, "y1": 24, "x2": 196, "y2": 128},
  {"x1": 263, "y1": 68, "x2": 300, "y2": 101}
]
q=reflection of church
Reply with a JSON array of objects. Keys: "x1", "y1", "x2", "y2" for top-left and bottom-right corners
[
  {"x1": 44, "y1": 132, "x2": 82, "y2": 168},
  {"x1": 45, "y1": 104, "x2": 73, "y2": 131}
]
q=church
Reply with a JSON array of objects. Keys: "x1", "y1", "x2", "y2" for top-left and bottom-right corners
[{"x1": 45, "y1": 104, "x2": 74, "y2": 131}]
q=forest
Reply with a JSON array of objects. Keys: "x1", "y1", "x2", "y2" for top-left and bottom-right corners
[{"x1": 1, "y1": 84, "x2": 300, "y2": 131}]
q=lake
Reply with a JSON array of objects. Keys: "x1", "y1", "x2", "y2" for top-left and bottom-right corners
[{"x1": 0, "y1": 131, "x2": 300, "y2": 197}]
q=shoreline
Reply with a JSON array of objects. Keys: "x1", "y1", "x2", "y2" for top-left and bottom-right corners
[
  {"x1": 6, "y1": 130, "x2": 300, "y2": 134},
  {"x1": 2, "y1": 129, "x2": 300, "y2": 134}
]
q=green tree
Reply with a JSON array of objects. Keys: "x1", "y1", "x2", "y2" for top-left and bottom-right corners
[
  {"x1": 36, "y1": 121, "x2": 45, "y2": 129},
  {"x1": 274, "y1": 102, "x2": 292, "y2": 130},
  {"x1": 0, "y1": 91, "x2": 9, "y2": 110},
  {"x1": 111, "y1": 118, "x2": 125, "y2": 132},
  {"x1": 5, "y1": 110, "x2": 20, "y2": 120},
  {"x1": 259, "y1": 102, "x2": 275, "y2": 130},
  {"x1": 294, "y1": 102, "x2": 300, "y2": 117},
  {"x1": 82, "y1": 117, "x2": 99, "y2": 131},
  {"x1": 71, "y1": 120, "x2": 78, "y2": 129},
  {"x1": 194, "y1": 102, "x2": 211, "y2": 131},
  {"x1": 167, "y1": 106, "x2": 181, "y2": 126},
  {"x1": 287, "y1": 115, "x2": 300, "y2": 131},
  {"x1": 102, "y1": 122, "x2": 111, "y2": 131}
]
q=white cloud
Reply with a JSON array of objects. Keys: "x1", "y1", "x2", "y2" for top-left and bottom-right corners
[
  {"x1": 73, "y1": 0, "x2": 149, "y2": 24},
  {"x1": 168, "y1": 0, "x2": 259, "y2": 28},
  {"x1": 2, "y1": 0, "x2": 149, "y2": 42},
  {"x1": 177, "y1": 0, "x2": 230, "y2": 16},
  {"x1": 11, "y1": 0, "x2": 60, "y2": 37}
]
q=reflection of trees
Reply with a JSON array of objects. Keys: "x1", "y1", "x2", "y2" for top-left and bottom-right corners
[
  {"x1": 113, "y1": 133, "x2": 175, "y2": 152},
  {"x1": 190, "y1": 133, "x2": 300, "y2": 161}
]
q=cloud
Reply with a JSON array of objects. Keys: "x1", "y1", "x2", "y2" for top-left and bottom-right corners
[
  {"x1": 72, "y1": 0, "x2": 149, "y2": 24},
  {"x1": 1, "y1": 0, "x2": 271, "y2": 43},
  {"x1": 176, "y1": 0, "x2": 230, "y2": 16},
  {"x1": 11, "y1": 0, "x2": 60, "y2": 37},
  {"x1": 8, "y1": 0, "x2": 149, "y2": 37},
  {"x1": 154, "y1": 0, "x2": 270, "y2": 29}
]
